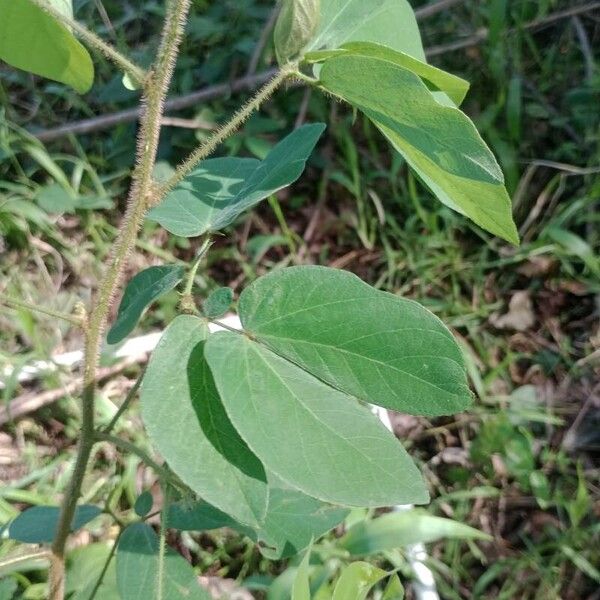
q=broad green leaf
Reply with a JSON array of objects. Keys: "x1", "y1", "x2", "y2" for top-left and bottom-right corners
[
  {"x1": 318, "y1": 55, "x2": 519, "y2": 244},
  {"x1": 7, "y1": 504, "x2": 101, "y2": 543},
  {"x1": 339, "y1": 510, "x2": 491, "y2": 556},
  {"x1": 202, "y1": 287, "x2": 233, "y2": 318},
  {"x1": 0, "y1": 0, "x2": 94, "y2": 93},
  {"x1": 36, "y1": 183, "x2": 76, "y2": 214},
  {"x1": 331, "y1": 562, "x2": 387, "y2": 600},
  {"x1": 306, "y1": 41, "x2": 469, "y2": 106},
  {"x1": 305, "y1": 0, "x2": 425, "y2": 61},
  {"x1": 205, "y1": 331, "x2": 429, "y2": 507},
  {"x1": 133, "y1": 491, "x2": 153, "y2": 517},
  {"x1": 0, "y1": 578, "x2": 17, "y2": 599},
  {"x1": 275, "y1": 0, "x2": 320, "y2": 65},
  {"x1": 141, "y1": 316, "x2": 268, "y2": 527},
  {"x1": 147, "y1": 124, "x2": 325, "y2": 237},
  {"x1": 256, "y1": 485, "x2": 349, "y2": 559},
  {"x1": 382, "y1": 574, "x2": 404, "y2": 600},
  {"x1": 240, "y1": 266, "x2": 470, "y2": 416},
  {"x1": 291, "y1": 546, "x2": 312, "y2": 600},
  {"x1": 116, "y1": 523, "x2": 210, "y2": 600},
  {"x1": 107, "y1": 265, "x2": 184, "y2": 344}
]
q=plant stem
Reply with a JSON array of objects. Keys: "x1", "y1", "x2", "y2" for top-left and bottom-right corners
[
  {"x1": 94, "y1": 432, "x2": 176, "y2": 485},
  {"x1": 180, "y1": 236, "x2": 213, "y2": 313},
  {"x1": 48, "y1": 1, "x2": 191, "y2": 597},
  {"x1": 156, "y1": 67, "x2": 293, "y2": 199},
  {"x1": 157, "y1": 485, "x2": 170, "y2": 598},
  {"x1": 0, "y1": 293, "x2": 84, "y2": 327},
  {"x1": 102, "y1": 366, "x2": 146, "y2": 435},
  {"x1": 29, "y1": 0, "x2": 147, "y2": 86}
]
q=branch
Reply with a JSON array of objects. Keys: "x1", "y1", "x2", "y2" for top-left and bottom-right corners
[
  {"x1": 157, "y1": 67, "x2": 292, "y2": 199},
  {"x1": 48, "y1": 0, "x2": 192, "y2": 596},
  {"x1": 29, "y1": 0, "x2": 147, "y2": 86},
  {"x1": 0, "y1": 293, "x2": 84, "y2": 328}
]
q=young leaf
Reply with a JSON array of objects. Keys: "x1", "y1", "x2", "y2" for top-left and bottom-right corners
[
  {"x1": 7, "y1": 505, "x2": 101, "y2": 543},
  {"x1": 205, "y1": 331, "x2": 429, "y2": 507},
  {"x1": 240, "y1": 266, "x2": 470, "y2": 417},
  {"x1": 0, "y1": 0, "x2": 94, "y2": 93},
  {"x1": 116, "y1": 523, "x2": 210, "y2": 600},
  {"x1": 339, "y1": 510, "x2": 491, "y2": 556},
  {"x1": 274, "y1": 0, "x2": 320, "y2": 65},
  {"x1": 318, "y1": 55, "x2": 519, "y2": 244},
  {"x1": 291, "y1": 546, "x2": 312, "y2": 600},
  {"x1": 305, "y1": 0, "x2": 425, "y2": 61},
  {"x1": 202, "y1": 287, "x2": 233, "y2": 318},
  {"x1": 66, "y1": 543, "x2": 119, "y2": 600},
  {"x1": 147, "y1": 124, "x2": 325, "y2": 237},
  {"x1": 107, "y1": 265, "x2": 184, "y2": 344},
  {"x1": 331, "y1": 562, "x2": 387, "y2": 600},
  {"x1": 140, "y1": 316, "x2": 269, "y2": 527},
  {"x1": 306, "y1": 41, "x2": 469, "y2": 106},
  {"x1": 133, "y1": 491, "x2": 153, "y2": 518}
]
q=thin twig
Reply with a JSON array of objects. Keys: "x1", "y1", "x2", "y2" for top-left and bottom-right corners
[
  {"x1": 247, "y1": 6, "x2": 280, "y2": 76},
  {"x1": 29, "y1": 0, "x2": 147, "y2": 86},
  {"x1": 415, "y1": 0, "x2": 466, "y2": 19},
  {"x1": 34, "y1": 70, "x2": 277, "y2": 142},
  {"x1": 102, "y1": 364, "x2": 147, "y2": 435},
  {"x1": 157, "y1": 67, "x2": 292, "y2": 199},
  {"x1": 0, "y1": 293, "x2": 84, "y2": 328}
]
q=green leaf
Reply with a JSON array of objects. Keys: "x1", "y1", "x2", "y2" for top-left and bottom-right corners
[
  {"x1": 318, "y1": 55, "x2": 519, "y2": 244},
  {"x1": 291, "y1": 546, "x2": 312, "y2": 600},
  {"x1": 240, "y1": 266, "x2": 470, "y2": 416},
  {"x1": 147, "y1": 124, "x2": 325, "y2": 237},
  {"x1": 331, "y1": 562, "x2": 387, "y2": 600},
  {"x1": 166, "y1": 500, "x2": 250, "y2": 534},
  {"x1": 256, "y1": 485, "x2": 349, "y2": 559},
  {"x1": 116, "y1": 523, "x2": 210, "y2": 600},
  {"x1": 305, "y1": 0, "x2": 425, "y2": 61},
  {"x1": 0, "y1": 0, "x2": 94, "y2": 93},
  {"x1": 0, "y1": 577, "x2": 17, "y2": 600},
  {"x1": 36, "y1": 183, "x2": 76, "y2": 214},
  {"x1": 274, "y1": 0, "x2": 320, "y2": 65},
  {"x1": 107, "y1": 265, "x2": 185, "y2": 344},
  {"x1": 202, "y1": 287, "x2": 233, "y2": 318},
  {"x1": 306, "y1": 41, "x2": 469, "y2": 106},
  {"x1": 134, "y1": 491, "x2": 153, "y2": 518},
  {"x1": 339, "y1": 510, "x2": 491, "y2": 555},
  {"x1": 382, "y1": 574, "x2": 404, "y2": 600},
  {"x1": 205, "y1": 331, "x2": 429, "y2": 507},
  {"x1": 141, "y1": 315, "x2": 268, "y2": 527},
  {"x1": 7, "y1": 504, "x2": 101, "y2": 543}
]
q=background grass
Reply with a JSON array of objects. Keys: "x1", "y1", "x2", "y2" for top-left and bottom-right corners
[{"x1": 1, "y1": 1, "x2": 599, "y2": 598}]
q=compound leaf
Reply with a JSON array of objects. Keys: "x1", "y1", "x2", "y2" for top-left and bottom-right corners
[
  {"x1": 147, "y1": 124, "x2": 325, "y2": 237},
  {"x1": 7, "y1": 504, "x2": 101, "y2": 543},
  {"x1": 340, "y1": 510, "x2": 491, "y2": 556},
  {"x1": 318, "y1": 55, "x2": 519, "y2": 244},
  {"x1": 205, "y1": 331, "x2": 429, "y2": 507},
  {"x1": 116, "y1": 523, "x2": 210, "y2": 600},
  {"x1": 107, "y1": 265, "x2": 184, "y2": 344},
  {"x1": 141, "y1": 316, "x2": 268, "y2": 527},
  {"x1": 0, "y1": 0, "x2": 94, "y2": 93},
  {"x1": 240, "y1": 266, "x2": 470, "y2": 416}
]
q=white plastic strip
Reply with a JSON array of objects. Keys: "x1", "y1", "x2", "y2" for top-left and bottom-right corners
[{"x1": 0, "y1": 315, "x2": 439, "y2": 598}]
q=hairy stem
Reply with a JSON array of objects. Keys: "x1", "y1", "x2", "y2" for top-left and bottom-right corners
[
  {"x1": 0, "y1": 293, "x2": 84, "y2": 327},
  {"x1": 29, "y1": 0, "x2": 147, "y2": 86},
  {"x1": 48, "y1": 1, "x2": 191, "y2": 597},
  {"x1": 156, "y1": 66, "x2": 293, "y2": 198}
]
